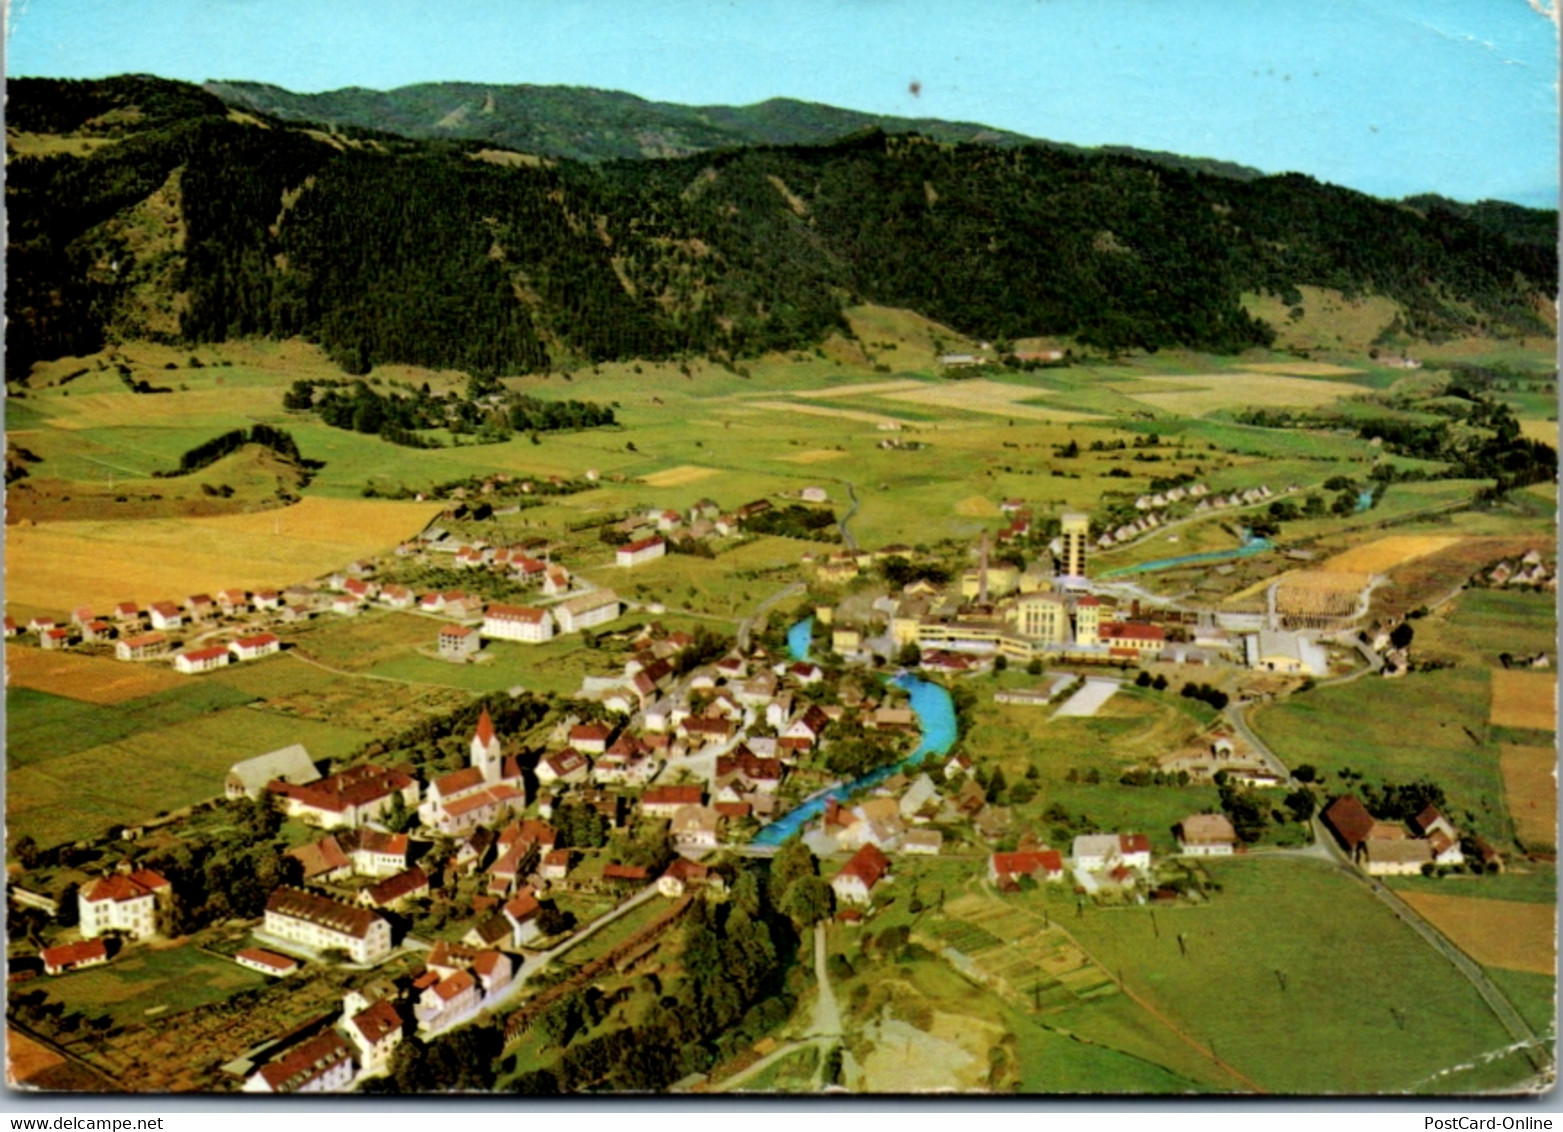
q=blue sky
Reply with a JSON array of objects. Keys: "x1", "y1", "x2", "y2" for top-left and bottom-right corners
[{"x1": 7, "y1": 0, "x2": 1559, "y2": 205}]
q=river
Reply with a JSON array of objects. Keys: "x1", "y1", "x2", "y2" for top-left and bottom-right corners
[{"x1": 751, "y1": 621, "x2": 958, "y2": 847}]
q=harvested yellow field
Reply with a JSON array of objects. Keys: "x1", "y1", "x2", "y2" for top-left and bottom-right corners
[
  {"x1": 1126, "y1": 372, "x2": 1361, "y2": 415},
  {"x1": 955, "y1": 495, "x2": 1002, "y2": 517},
  {"x1": 1322, "y1": 535, "x2": 1465, "y2": 574},
  {"x1": 749, "y1": 400, "x2": 910, "y2": 427},
  {"x1": 640, "y1": 464, "x2": 721, "y2": 487},
  {"x1": 1397, "y1": 893, "x2": 1555, "y2": 975},
  {"x1": 1518, "y1": 420, "x2": 1558, "y2": 445},
  {"x1": 1241, "y1": 362, "x2": 1362, "y2": 377},
  {"x1": 1490, "y1": 670, "x2": 1557, "y2": 732},
  {"x1": 5, "y1": 644, "x2": 188, "y2": 704},
  {"x1": 1500, "y1": 744, "x2": 1557, "y2": 849},
  {"x1": 805, "y1": 379, "x2": 929, "y2": 399},
  {"x1": 782, "y1": 449, "x2": 849, "y2": 464},
  {"x1": 878, "y1": 379, "x2": 1104, "y2": 422},
  {"x1": 5, "y1": 497, "x2": 442, "y2": 612}
]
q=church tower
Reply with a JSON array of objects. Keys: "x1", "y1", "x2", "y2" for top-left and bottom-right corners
[{"x1": 471, "y1": 707, "x2": 502, "y2": 784}]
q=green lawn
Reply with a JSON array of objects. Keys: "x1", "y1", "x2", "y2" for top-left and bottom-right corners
[
  {"x1": 40, "y1": 943, "x2": 269, "y2": 1028},
  {"x1": 1040, "y1": 856, "x2": 1526, "y2": 1093}
]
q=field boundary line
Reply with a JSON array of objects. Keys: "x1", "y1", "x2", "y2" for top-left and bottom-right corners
[{"x1": 283, "y1": 647, "x2": 471, "y2": 691}]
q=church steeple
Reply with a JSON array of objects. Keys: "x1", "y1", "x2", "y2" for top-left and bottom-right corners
[{"x1": 472, "y1": 708, "x2": 502, "y2": 783}]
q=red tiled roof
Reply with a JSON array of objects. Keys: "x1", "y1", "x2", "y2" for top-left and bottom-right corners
[
  {"x1": 434, "y1": 766, "x2": 486, "y2": 798},
  {"x1": 257, "y1": 1033, "x2": 352, "y2": 1093},
  {"x1": 350, "y1": 998, "x2": 402, "y2": 1045},
  {"x1": 1322, "y1": 795, "x2": 1376, "y2": 850},
  {"x1": 474, "y1": 707, "x2": 496, "y2": 748},
  {"x1": 365, "y1": 867, "x2": 429, "y2": 906},
  {"x1": 178, "y1": 645, "x2": 230, "y2": 663},
  {"x1": 642, "y1": 785, "x2": 703, "y2": 808},
  {"x1": 991, "y1": 849, "x2": 1063, "y2": 877},
  {"x1": 83, "y1": 870, "x2": 167, "y2": 905},
  {"x1": 265, "y1": 887, "x2": 382, "y2": 939},
  {"x1": 486, "y1": 604, "x2": 548, "y2": 623},
  {"x1": 233, "y1": 633, "x2": 279, "y2": 649},
  {"x1": 603, "y1": 863, "x2": 649, "y2": 882},
  {"x1": 1099, "y1": 622, "x2": 1166, "y2": 642},
  {"x1": 41, "y1": 939, "x2": 109, "y2": 970},
  {"x1": 835, "y1": 843, "x2": 890, "y2": 890},
  {"x1": 1120, "y1": 833, "x2": 1151, "y2": 855},
  {"x1": 619, "y1": 536, "x2": 665, "y2": 554},
  {"x1": 570, "y1": 723, "x2": 610, "y2": 743},
  {"x1": 236, "y1": 947, "x2": 299, "y2": 974},
  {"x1": 503, "y1": 891, "x2": 540, "y2": 923}
]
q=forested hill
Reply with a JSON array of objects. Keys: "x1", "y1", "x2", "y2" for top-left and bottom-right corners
[
  {"x1": 204, "y1": 78, "x2": 1266, "y2": 180},
  {"x1": 7, "y1": 74, "x2": 1557, "y2": 384}
]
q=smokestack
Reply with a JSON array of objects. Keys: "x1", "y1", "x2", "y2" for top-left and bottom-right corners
[{"x1": 979, "y1": 530, "x2": 990, "y2": 605}]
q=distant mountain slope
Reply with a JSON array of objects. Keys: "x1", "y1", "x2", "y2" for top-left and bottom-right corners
[
  {"x1": 6, "y1": 75, "x2": 1555, "y2": 385},
  {"x1": 203, "y1": 78, "x2": 1266, "y2": 179}
]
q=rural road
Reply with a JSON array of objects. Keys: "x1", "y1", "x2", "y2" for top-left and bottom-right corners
[
  {"x1": 712, "y1": 921, "x2": 842, "y2": 1093},
  {"x1": 1222, "y1": 701, "x2": 1293, "y2": 782},
  {"x1": 834, "y1": 481, "x2": 862, "y2": 552},
  {"x1": 737, "y1": 580, "x2": 807, "y2": 652}
]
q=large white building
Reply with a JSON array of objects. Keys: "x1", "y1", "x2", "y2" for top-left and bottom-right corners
[
  {"x1": 481, "y1": 604, "x2": 555, "y2": 643},
  {"x1": 243, "y1": 1032, "x2": 356, "y2": 1094},
  {"x1": 78, "y1": 869, "x2": 170, "y2": 941},
  {"x1": 263, "y1": 888, "x2": 392, "y2": 964},
  {"x1": 553, "y1": 589, "x2": 621, "y2": 634},
  {"x1": 616, "y1": 536, "x2": 666, "y2": 567}
]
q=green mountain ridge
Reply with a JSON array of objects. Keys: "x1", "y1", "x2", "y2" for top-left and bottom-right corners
[
  {"x1": 6, "y1": 74, "x2": 1556, "y2": 385},
  {"x1": 202, "y1": 78, "x2": 1269, "y2": 180}
]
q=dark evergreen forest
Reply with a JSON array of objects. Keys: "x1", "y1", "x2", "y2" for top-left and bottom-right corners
[{"x1": 7, "y1": 75, "x2": 1555, "y2": 384}]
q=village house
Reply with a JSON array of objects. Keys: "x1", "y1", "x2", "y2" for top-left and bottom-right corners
[
  {"x1": 226, "y1": 743, "x2": 321, "y2": 800},
  {"x1": 554, "y1": 589, "x2": 622, "y2": 634},
  {"x1": 243, "y1": 1032, "x2": 356, "y2": 1094},
  {"x1": 330, "y1": 593, "x2": 363, "y2": 617},
  {"x1": 345, "y1": 997, "x2": 404, "y2": 1078},
  {"x1": 481, "y1": 604, "x2": 554, "y2": 643},
  {"x1": 173, "y1": 644, "x2": 232, "y2": 674},
  {"x1": 230, "y1": 632, "x2": 282, "y2": 662},
  {"x1": 185, "y1": 594, "x2": 216, "y2": 622},
  {"x1": 641, "y1": 784, "x2": 704, "y2": 819},
  {"x1": 670, "y1": 804, "x2": 723, "y2": 849},
  {"x1": 832, "y1": 843, "x2": 891, "y2": 906},
  {"x1": 79, "y1": 868, "x2": 171, "y2": 941},
  {"x1": 270, "y1": 764, "x2": 419, "y2": 830},
  {"x1": 988, "y1": 849, "x2": 1065, "y2": 886},
  {"x1": 1176, "y1": 814, "x2": 1237, "y2": 856},
  {"x1": 235, "y1": 948, "x2": 302, "y2": 978},
  {"x1": 1320, "y1": 795, "x2": 1376, "y2": 859},
  {"x1": 536, "y1": 747, "x2": 591, "y2": 787},
  {"x1": 1072, "y1": 833, "x2": 1152, "y2": 873},
  {"x1": 145, "y1": 606, "x2": 182, "y2": 631},
  {"x1": 1411, "y1": 806, "x2": 1465, "y2": 866},
  {"x1": 115, "y1": 632, "x2": 169, "y2": 661},
  {"x1": 657, "y1": 857, "x2": 712, "y2": 898},
  {"x1": 426, "y1": 783, "x2": 525, "y2": 837},
  {"x1": 41, "y1": 938, "x2": 110, "y2": 977},
  {"x1": 502, "y1": 890, "x2": 543, "y2": 946},
  {"x1": 263, "y1": 887, "x2": 393, "y2": 964},
  {"x1": 39, "y1": 626, "x2": 73, "y2": 651},
  {"x1": 252, "y1": 590, "x2": 283, "y2": 611},
  {"x1": 439, "y1": 624, "x2": 482, "y2": 660},
  {"x1": 616, "y1": 536, "x2": 667, "y2": 567},
  {"x1": 380, "y1": 584, "x2": 416, "y2": 609},
  {"x1": 360, "y1": 867, "x2": 431, "y2": 910},
  {"x1": 112, "y1": 601, "x2": 142, "y2": 623},
  {"x1": 216, "y1": 588, "x2": 250, "y2": 615},
  {"x1": 541, "y1": 566, "x2": 572, "y2": 596},
  {"x1": 568, "y1": 723, "x2": 612, "y2": 754},
  {"x1": 289, "y1": 836, "x2": 353, "y2": 883}
]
